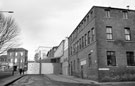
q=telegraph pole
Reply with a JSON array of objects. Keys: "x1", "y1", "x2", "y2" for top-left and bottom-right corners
[{"x1": 39, "y1": 57, "x2": 41, "y2": 74}]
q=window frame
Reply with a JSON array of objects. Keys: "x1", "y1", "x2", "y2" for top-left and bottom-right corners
[
  {"x1": 84, "y1": 34, "x2": 88, "y2": 46},
  {"x1": 91, "y1": 28, "x2": 95, "y2": 42},
  {"x1": 105, "y1": 9, "x2": 110, "y2": 18},
  {"x1": 124, "y1": 27, "x2": 131, "y2": 41},
  {"x1": 82, "y1": 36, "x2": 84, "y2": 48},
  {"x1": 126, "y1": 51, "x2": 135, "y2": 66},
  {"x1": 107, "y1": 51, "x2": 116, "y2": 66},
  {"x1": 106, "y1": 26, "x2": 113, "y2": 40},
  {"x1": 87, "y1": 30, "x2": 91, "y2": 44},
  {"x1": 123, "y1": 11, "x2": 128, "y2": 19}
]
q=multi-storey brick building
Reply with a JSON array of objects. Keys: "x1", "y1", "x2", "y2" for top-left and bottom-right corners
[
  {"x1": 7, "y1": 48, "x2": 28, "y2": 71},
  {"x1": 47, "y1": 46, "x2": 58, "y2": 58},
  {"x1": 68, "y1": 6, "x2": 135, "y2": 81},
  {"x1": 0, "y1": 55, "x2": 9, "y2": 71}
]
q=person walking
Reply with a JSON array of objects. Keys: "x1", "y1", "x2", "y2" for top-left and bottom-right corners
[
  {"x1": 19, "y1": 68, "x2": 22, "y2": 75},
  {"x1": 22, "y1": 68, "x2": 24, "y2": 75},
  {"x1": 12, "y1": 65, "x2": 17, "y2": 75}
]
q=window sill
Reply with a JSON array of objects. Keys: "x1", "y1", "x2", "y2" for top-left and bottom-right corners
[
  {"x1": 127, "y1": 66, "x2": 135, "y2": 67},
  {"x1": 106, "y1": 40, "x2": 115, "y2": 42},
  {"x1": 107, "y1": 64, "x2": 118, "y2": 67},
  {"x1": 125, "y1": 41, "x2": 135, "y2": 43},
  {"x1": 104, "y1": 17, "x2": 113, "y2": 19},
  {"x1": 123, "y1": 18, "x2": 128, "y2": 19}
]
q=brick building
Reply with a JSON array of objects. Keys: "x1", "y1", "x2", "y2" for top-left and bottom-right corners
[
  {"x1": 68, "y1": 6, "x2": 135, "y2": 81},
  {"x1": 0, "y1": 55, "x2": 9, "y2": 71},
  {"x1": 7, "y1": 48, "x2": 28, "y2": 71}
]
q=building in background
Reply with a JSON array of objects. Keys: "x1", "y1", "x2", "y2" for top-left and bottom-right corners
[
  {"x1": 60, "y1": 37, "x2": 68, "y2": 75},
  {"x1": 51, "y1": 40, "x2": 65, "y2": 74},
  {"x1": 0, "y1": 55, "x2": 9, "y2": 71},
  {"x1": 7, "y1": 48, "x2": 28, "y2": 71},
  {"x1": 35, "y1": 46, "x2": 51, "y2": 60},
  {"x1": 60, "y1": 37, "x2": 69, "y2": 75},
  {"x1": 45, "y1": 40, "x2": 65, "y2": 74},
  {"x1": 68, "y1": 6, "x2": 135, "y2": 81},
  {"x1": 47, "y1": 46, "x2": 58, "y2": 58}
]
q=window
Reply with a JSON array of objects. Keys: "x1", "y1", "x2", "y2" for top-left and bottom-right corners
[
  {"x1": 84, "y1": 34, "x2": 88, "y2": 46},
  {"x1": 79, "y1": 38, "x2": 81, "y2": 50},
  {"x1": 91, "y1": 28, "x2": 95, "y2": 41},
  {"x1": 106, "y1": 26, "x2": 113, "y2": 40},
  {"x1": 126, "y1": 51, "x2": 135, "y2": 66},
  {"x1": 106, "y1": 10, "x2": 110, "y2": 18},
  {"x1": 73, "y1": 44, "x2": 75, "y2": 54},
  {"x1": 87, "y1": 31, "x2": 91, "y2": 44},
  {"x1": 82, "y1": 36, "x2": 84, "y2": 48},
  {"x1": 20, "y1": 52, "x2": 23, "y2": 56},
  {"x1": 90, "y1": 11, "x2": 93, "y2": 17},
  {"x1": 69, "y1": 47, "x2": 70, "y2": 56},
  {"x1": 75, "y1": 42, "x2": 77, "y2": 53},
  {"x1": 88, "y1": 53, "x2": 92, "y2": 67},
  {"x1": 125, "y1": 27, "x2": 131, "y2": 41},
  {"x1": 87, "y1": 15, "x2": 89, "y2": 22},
  {"x1": 77, "y1": 41, "x2": 79, "y2": 52},
  {"x1": 11, "y1": 59, "x2": 13, "y2": 63},
  {"x1": 69, "y1": 47, "x2": 71, "y2": 56},
  {"x1": 10, "y1": 53, "x2": 12, "y2": 56},
  {"x1": 15, "y1": 58, "x2": 17, "y2": 63},
  {"x1": 107, "y1": 51, "x2": 116, "y2": 66},
  {"x1": 74, "y1": 60, "x2": 76, "y2": 70},
  {"x1": 71, "y1": 46, "x2": 72, "y2": 55},
  {"x1": 77, "y1": 58, "x2": 80, "y2": 70},
  {"x1": 15, "y1": 52, "x2": 18, "y2": 56},
  {"x1": 123, "y1": 11, "x2": 128, "y2": 19}
]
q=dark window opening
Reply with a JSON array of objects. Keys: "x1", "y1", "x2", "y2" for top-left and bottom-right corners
[
  {"x1": 107, "y1": 51, "x2": 116, "y2": 66},
  {"x1": 127, "y1": 51, "x2": 135, "y2": 66}
]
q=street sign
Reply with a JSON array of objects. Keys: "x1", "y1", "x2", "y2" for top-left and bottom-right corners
[{"x1": 98, "y1": 68, "x2": 110, "y2": 70}]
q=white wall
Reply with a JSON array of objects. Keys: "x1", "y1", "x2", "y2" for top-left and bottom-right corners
[
  {"x1": 54, "y1": 40, "x2": 64, "y2": 58},
  {"x1": 27, "y1": 63, "x2": 39, "y2": 74},
  {"x1": 27, "y1": 62, "x2": 54, "y2": 74},
  {"x1": 41, "y1": 63, "x2": 53, "y2": 74}
]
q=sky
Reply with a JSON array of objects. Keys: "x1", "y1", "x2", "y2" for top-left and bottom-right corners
[{"x1": 0, "y1": 0, "x2": 135, "y2": 60}]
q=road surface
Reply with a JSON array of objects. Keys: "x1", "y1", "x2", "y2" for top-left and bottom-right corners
[
  {"x1": 0, "y1": 71, "x2": 12, "y2": 80},
  {"x1": 9, "y1": 75, "x2": 97, "y2": 86}
]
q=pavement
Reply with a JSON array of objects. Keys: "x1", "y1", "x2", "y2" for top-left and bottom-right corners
[
  {"x1": 0, "y1": 73, "x2": 24, "y2": 86},
  {"x1": 45, "y1": 74, "x2": 135, "y2": 86},
  {"x1": 45, "y1": 74, "x2": 98, "y2": 84}
]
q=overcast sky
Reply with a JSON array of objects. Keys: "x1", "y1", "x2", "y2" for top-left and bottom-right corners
[{"x1": 0, "y1": 0, "x2": 135, "y2": 60}]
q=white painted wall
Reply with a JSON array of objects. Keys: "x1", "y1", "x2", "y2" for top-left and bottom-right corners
[
  {"x1": 27, "y1": 63, "x2": 39, "y2": 74},
  {"x1": 54, "y1": 40, "x2": 64, "y2": 58},
  {"x1": 41, "y1": 63, "x2": 53, "y2": 74},
  {"x1": 27, "y1": 62, "x2": 54, "y2": 74}
]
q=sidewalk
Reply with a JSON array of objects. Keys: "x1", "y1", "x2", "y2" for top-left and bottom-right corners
[
  {"x1": 0, "y1": 74, "x2": 24, "y2": 86},
  {"x1": 45, "y1": 74, "x2": 98, "y2": 84},
  {"x1": 45, "y1": 74, "x2": 135, "y2": 86}
]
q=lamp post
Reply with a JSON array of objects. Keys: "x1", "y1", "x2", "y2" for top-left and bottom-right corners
[
  {"x1": 39, "y1": 50, "x2": 42, "y2": 75},
  {"x1": 39, "y1": 57, "x2": 41, "y2": 75}
]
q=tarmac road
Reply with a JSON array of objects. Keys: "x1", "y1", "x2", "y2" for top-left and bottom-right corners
[
  {"x1": 0, "y1": 71, "x2": 12, "y2": 80},
  {"x1": 9, "y1": 75, "x2": 98, "y2": 86}
]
